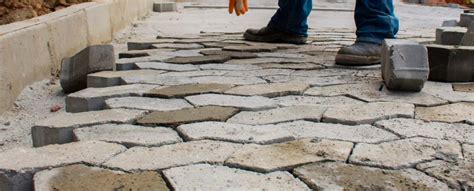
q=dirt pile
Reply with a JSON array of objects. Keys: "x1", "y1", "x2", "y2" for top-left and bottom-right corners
[{"x1": 0, "y1": 0, "x2": 90, "y2": 25}]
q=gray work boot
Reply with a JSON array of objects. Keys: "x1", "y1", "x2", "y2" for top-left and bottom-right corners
[
  {"x1": 244, "y1": 26, "x2": 307, "y2": 45},
  {"x1": 335, "y1": 42, "x2": 382, "y2": 66}
]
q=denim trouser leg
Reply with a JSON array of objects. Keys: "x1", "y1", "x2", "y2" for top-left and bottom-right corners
[
  {"x1": 268, "y1": 0, "x2": 313, "y2": 37},
  {"x1": 355, "y1": 0, "x2": 399, "y2": 44}
]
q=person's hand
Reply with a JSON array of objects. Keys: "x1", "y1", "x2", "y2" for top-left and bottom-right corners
[{"x1": 229, "y1": 0, "x2": 248, "y2": 16}]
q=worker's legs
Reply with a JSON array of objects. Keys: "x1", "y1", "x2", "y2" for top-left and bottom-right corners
[{"x1": 268, "y1": 0, "x2": 313, "y2": 37}]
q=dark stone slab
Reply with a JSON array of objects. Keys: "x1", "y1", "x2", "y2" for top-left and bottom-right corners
[
  {"x1": 427, "y1": 45, "x2": 474, "y2": 82},
  {"x1": 460, "y1": 13, "x2": 474, "y2": 27},
  {"x1": 223, "y1": 45, "x2": 277, "y2": 52},
  {"x1": 200, "y1": 50, "x2": 258, "y2": 59},
  {"x1": 137, "y1": 106, "x2": 239, "y2": 126},
  {"x1": 145, "y1": 84, "x2": 235, "y2": 98},
  {"x1": 461, "y1": 23, "x2": 474, "y2": 46},
  {"x1": 435, "y1": 27, "x2": 467, "y2": 45},
  {"x1": 165, "y1": 55, "x2": 231, "y2": 65}
]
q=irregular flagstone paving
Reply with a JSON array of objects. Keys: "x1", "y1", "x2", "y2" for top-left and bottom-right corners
[
  {"x1": 224, "y1": 83, "x2": 309, "y2": 97},
  {"x1": 415, "y1": 103, "x2": 474, "y2": 123},
  {"x1": 137, "y1": 106, "x2": 239, "y2": 126},
  {"x1": 227, "y1": 106, "x2": 327, "y2": 125},
  {"x1": 105, "y1": 97, "x2": 193, "y2": 111},
  {"x1": 145, "y1": 83, "x2": 235, "y2": 98},
  {"x1": 464, "y1": 144, "x2": 474, "y2": 160},
  {"x1": 423, "y1": 81, "x2": 474, "y2": 103},
  {"x1": 416, "y1": 160, "x2": 474, "y2": 190},
  {"x1": 136, "y1": 62, "x2": 199, "y2": 71},
  {"x1": 185, "y1": 94, "x2": 278, "y2": 111},
  {"x1": 273, "y1": 95, "x2": 365, "y2": 107}
]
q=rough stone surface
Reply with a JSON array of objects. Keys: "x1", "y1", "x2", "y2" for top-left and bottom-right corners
[
  {"x1": 87, "y1": 70, "x2": 166, "y2": 88},
  {"x1": 121, "y1": 75, "x2": 196, "y2": 86},
  {"x1": 31, "y1": 109, "x2": 146, "y2": 147},
  {"x1": 127, "y1": 39, "x2": 177, "y2": 50},
  {"x1": 200, "y1": 50, "x2": 258, "y2": 59},
  {"x1": 105, "y1": 97, "x2": 193, "y2": 111},
  {"x1": 349, "y1": 137, "x2": 463, "y2": 169},
  {"x1": 223, "y1": 45, "x2": 277, "y2": 52},
  {"x1": 185, "y1": 94, "x2": 277, "y2": 111},
  {"x1": 146, "y1": 84, "x2": 234, "y2": 98},
  {"x1": 191, "y1": 76, "x2": 267, "y2": 85},
  {"x1": 273, "y1": 95, "x2": 364, "y2": 107},
  {"x1": 322, "y1": 102, "x2": 415, "y2": 125},
  {"x1": 137, "y1": 106, "x2": 239, "y2": 126},
  {"x1": 461, "y1": 22, "x2": 474, "y2": 46},
  {"x1": 416, "y1": 160, "x2": 473, "y2": 190},
  {"x1": 415, "y1": 103, "x2": 474, "y2": 123},
  {"x1": 33, "y1": 164, "x2": 170, "y2": 191},
  {"x1": 280, "y1": 121, "x2": 398, "y2": 143},
  {"x1": 165, "y1": 55, "x2": 231, "y2": 64},
  {"x1": 177, "y1": 122, "x2": 294, "y2": 144},
  {"x1": 151, "y1": 43, "x2": 203, "y2": 50},
  {"x1": 199, "y1": 63, "x2": 261, "y2": 71},
  {"x1": 136, "y1": 62, "x2": 199, "y2": 71},
  {"x1": 464, "y1": 144, "x2": 474, "y2": 160},
  {"x1": 453, "y1": 83, "x2": 474, "y2": 92},
  {"x1": 459, "y1": 13, "x2": 474, "y2": 27},
  {"x1": 73, "y1": 124, "x2": 182, "y2": 147},
  {"x1": 153, "y1": 2, "x2": 177, "y2": 12},
  {"x1": 265, "y1": 75, "x2": 360, "y2": 87},
  {"x1": 163, "y1": 164, "x2": 310, "y2": 191},
  {"x1": 104, "y1": 140, "x2": 242, "y2": 172},
  {"x1": 427, "y1": 45, "x2": 474, "y2": 82},
  {"x1": 424, "y1": 81, "x2": 474, "y2": 103},
  {"x1": 66, "y1": 84, "x2": 158, "y2": 113},
  {"x1": 227, "y1": 106, "x2": 327, "y2": 125},
  {"x1": 225, "y1": 83, "x2": 309, "y2": 97},
  {"x1": 225, "y1": 69, "x2": 294, "y2": 77},
  {"x1": 294, "y1": 162, "x2": 449, "y2": 191},
  {"x1": 226, "y1": 139, "x2": 353, "y2": 172},
  {"x1": 375, "y1": 118, "x2": 474, "y2": 144},
  {"x1": 0, "y1": 141, "x2": 126, "y2": 191},
  {"x1": 435, "y1": 27, "x2": 467, "y2": 45}
]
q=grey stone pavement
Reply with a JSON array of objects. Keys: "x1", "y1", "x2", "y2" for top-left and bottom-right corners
[{"x1": 1, "y1": 1, "x2": 473, "y2": 190}]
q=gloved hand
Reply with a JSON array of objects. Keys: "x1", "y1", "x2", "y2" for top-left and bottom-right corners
[{"x1": 229, "y1": 0, "x2": 248, "y2": 16}]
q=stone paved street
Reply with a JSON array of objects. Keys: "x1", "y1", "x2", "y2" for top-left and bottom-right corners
[{"x1": 1, "y1": 1, "x2": 473, "y2": 191}]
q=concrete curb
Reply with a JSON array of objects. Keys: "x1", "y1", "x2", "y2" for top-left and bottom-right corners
[{"x1": 0, "y1": 0, "x2": 155, "y2": 114}]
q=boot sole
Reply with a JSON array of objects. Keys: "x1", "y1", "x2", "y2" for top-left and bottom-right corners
[
  {"x1": 335, "y1": 54, "x2": 381, "y2": 66},
  {"x1": 244, "y1": 32, "x2": 307, "y2": 45}
]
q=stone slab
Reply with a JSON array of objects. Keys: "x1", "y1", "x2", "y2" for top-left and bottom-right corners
[
  {"x1": 127, "y1": 39, "x2": 177, "y2": 50},
  {"x1": 461, "y1": 22, "x2": 474, "y2": 46},
  {"x1": 264, "y1": 75, "x2": 360, "y2": 87},
  {"x1": 424, "y1": 81, "x2": 474, "y2": 103},
  {"x1": 121, "y1": 75, "x2": 196, "y2": 86},
  {"x1": 34, "y1": 164, "x2": 169, "y2": 191},
  {"x1": 165, "y1": 55, "x2": 231, "y2": 65},
  {"x1": 224, "y1": 57, "x2": 310, "y2": 65},
  {"x1": 259, "y1": 63, "x2": 324, "y2": 70},
  {"x1": 105, "y1": 97, "x2": 193, "y2": 111},
  {"x1": 136, "y1": 62, "x2": 199, "y2": 71},
  {"x1": 417, "y1": 160, "x2": 473, "y2": 190},
  {"x1": 0, "y1": 141, "x2": 125, "y2": 191},
  {"x1": 163, "y1": 164, "x2": 310, "y2": 191},
  {"x1": 226, "y1": 139, "x2": 353, "y2": 172},
  {"x1": 223, "y1": 45, "x2": 277, "y2": 52},
  {"x1": 453, "y1": 83, "x2": 474, "y2": 92},
  {"x1": 349, "y1": 137, "x2": 463, "y2": 169},
  {"x1": 200, "y1": 64, "x2": 261, "y2": 71},
  {"x1": 185, "y1": 94, "x2": 277, "y2": 111},
  {"x1": 415, "y1": 103, "x2": 474, "y2": 123},
  {"x1": 87, "y1": 70, "x2": 166, "y2": 88},
  {"x1": 73, "y1": 124, "x2": 182, "y2": 147},
  {"x1": 294, "y1": 162, "x2": 449, "y2": 191},
  {"x1": 225, "y1": 83, "x2": 309, "y2": 97},
  {"x1": 225, "y1": 69, "x2": 294, "y2": 78},
  {"x1": 32, "y1": 109, "x2": 146, "y2": 147},
  {"x1": 200, "y1": 50, "x2": 258, "y2": 59},
  {"x1": 137, "y1": 106, "x2": 239, "y2": 126},
  {"x1": 427, "y1": 45, "x2": 474, "y2": 82},
  {"x1": 464, "y1": 144, "x2": 474, "y2": 160},
  {"x1": 322, "y1": 102, "x2": 415, "y2": 125},
  {"x1": 152, "y1": 43, "x2": 203, "y2": 50},
  {"x1": 273, "y1": 95, "x2": 365, "y2": 107},
  {"x1": 280, "y1": 120, "x2": 399, "y2": 143},
  {"x1": 435, "y1": 27, "x2": 467, "y2": 45},
  {"x1": 159, "y1": 70, "x2": 228, "y2": 77},
  {"x1": 192, "y1": 76, "x2": 267, "y2": 85},
  {"x1": 227, "y1": 106, "x2": 327, "y2": 125},
  {"x1": 145, "y1": 84, "x2": 235, "y2": 98},
  {"x1": 177, "y1": 122, "x2": 294, "y2": 144},
  {"x1": 459, "y1": 13, "x2": 474, "y2": 27},
  {"x1": 104, "y1": 140, "x2": 242, "y2": 172}
]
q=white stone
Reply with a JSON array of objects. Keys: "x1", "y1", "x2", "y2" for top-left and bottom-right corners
[
  {"x1": 136, "y1": 62, "x2": 199, "y2": 71},
  {"x1": 105, "y1": 97, "x2": 193, "y2": 111},
  {"x1": 227, "y1": 106, "x2": 326, "y2": 125},
  {"x1": 185, "y1": 94, "x2": 277, "y2": 111},
  {"x1": 273, "y1": 95, "x2": 364, "y2": 107},
  {"x1": 225, "y1": 83, "x2": 309, "y2": 97}
]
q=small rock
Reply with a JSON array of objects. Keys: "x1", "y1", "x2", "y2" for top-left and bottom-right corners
[{"x1": 50, "y1": 105, "x2": 62, "y2": 113}]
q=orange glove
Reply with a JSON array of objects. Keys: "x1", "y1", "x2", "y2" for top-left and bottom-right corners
[{"x1": 229, "y1": 0, "x2": 248, "y2": 16}]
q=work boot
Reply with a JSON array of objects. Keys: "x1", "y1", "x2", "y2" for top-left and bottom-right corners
[
  {"x1": 244, "y1": 26, "x2": 307, "y2": 45},
  {"x1": 335, "y1": 42, "x2": 382, "y2": 66}
]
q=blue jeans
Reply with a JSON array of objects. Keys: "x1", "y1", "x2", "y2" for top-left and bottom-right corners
[{"x1": 268, "y1": 0, "x2": 399, "y2": 44}]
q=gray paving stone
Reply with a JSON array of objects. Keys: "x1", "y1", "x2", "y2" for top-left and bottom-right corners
[
  {"x1": 145, "y1": 84, "x2": 235, "y2": 98},
  {"x1": 273, "y1": 95, "x2": 365, "y2": 107},
  {"x1": 223, "y1": 45, "x2": 277, "y2": 52},
  {"x1": 464, "y1": 144, "x2": 474, "y2": 160},
  {"x1": 375, "y1": 118, "x2": 474, "y2": 144},
  {"x1": 225, "y1": 69, "x2": 294, "y2": 77},
  {"x1": 200, "y1": 50, "x2": 258, "y2": 59},
  {"x1": 226, "y1": 139, "x2": 353, "y2": 172},
  {"x1": 152, "y1": 43, "x2": 204, "y2": 50},
  {"x1": 165, "y1": 55, "x2": 231, "y2": 64},
  {"x1": 127, "y1": 38, "x2": 177, "y2": 50},
  {"x1": 115, "y1": 55, "x2": 176, "y2": 71},
  {"x1": 137, "y1": 106, "x2": 239, "y2": 126},
  {"x1": 87, "y1": 70, "x2": 167, "y2": 87},
  {"x1": 417, "y1": 160, "x2": 473, "y2": 190},
  {"x1": 73, "y1": 124, "x2": 182, "y2": 147},
  {"x1": 122, "y1": 75, "x2": 196, "y2": 86},
  {"x1": 202, "y1": 42, "x2": 248, "y2": 48},
  {"x1": 294, "y1": 162, "x2": 449, "y2": 191},
  {"x1": 118, "y1": 48, "x2": 174, "y2": 59},
  {"x1": 256, "y1": 52, "x2": 312, "y2": 59},
  {"x1": 225, "y1": 83, "x2": 309, "y2": 97},
  {"x1": 0, "y1": 141, "x2": 126, "y2": 191},
  {"x1": 453, "y1": 83, "x2": 474, "y2": 92},
  {"x1": 259, "y1": 63, "x2": 325, "y2": 70},
  {"x1": 32, "y1": 109, "x2": 146, "y2": 147},
  {"x1": 459, "y1": 13, "x2": 474, "y2": 27},
  {"x1": 159, "y1": 70, "x2": 228, "y2": 77},
  {"x1": 192, "y1": 76, "x2": 267, "y2": 85},
  {"x1": 177, "y1": 122, "x2": 294, "y2": 144},
  {"x1": 105, "y1": 97, "x2": 193, "y2": 111},
  {"x1": 227, "y1": 106, "x2": 326, "y2": 125},
  {"x1": 461, "y1": 22, "x2": 474, "y2": 46},
  {"x1": 349, "y1": 137, "x2": 463, "y2": 169},
  {"x1": 66, "y1": 84, "x2": 158, "y2": 113},
  {"x1": 323, "y1": 102, "x2": 415, "y2": 125},
  {"x1": 136, "y1": 62, "x2": 199, "y2": 71},
  {"x1": 163, "y1": 164, "x2": 310, "y2": 191},
  {"x1": 435, "y1": 27, "x2": 467, "y2": 45},
  {"x1": 280, "y1": 121, "x2": 398, "y2": 143},
  {"x1": 185, "y1": 94, "x2": 277, "y2": 111},
  {"x1": 424, "y1": 81, "x2": 474, "y2": 103},
  {"x1": 415, "y1": 103, "x2": 474, "y2": 123},
  {"x1": 199, "y1": 63, "x2": 261, "y2": 71},
  {"x1": 33, "y1": 164, "x2": 170, "y2": 191},
  {"x1": 264, "y1": 75, "x2": 360, "y2": 87},
  {"x1": 292, "y1": 68, "x2": 358, "y2": 77},
  {"x1": 104, "y1": 140, "x2": 242, "y2": 172},
  {"x1": 427, "y1": 45, "x2": 474, "y2": 82}
]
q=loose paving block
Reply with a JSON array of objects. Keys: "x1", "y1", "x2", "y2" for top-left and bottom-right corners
[
  {"x1": 34, "y1": 164, "x2": 169, "y2": 191},
  {"x1": 375, "y1": 118, "x2": 473, "y2": 144},
  {"x1": 163, "y1": 164, "x2": 310, "y2": 191},
  {"x1": 32, "y1": 109, "x2": 146, "y2": 147},
  {"x1": 381, "y1": 39, "x2": 429, "y2": 91},
  {"x1": 192, "y1": 76, "x2": 267, "y2": 85},
  {"x1": 416, "y1": 160, "x2": 473, "y2": 190},
  {"x1": 165, "y1": 55, "x2": 231, "y2": 65},
  {"x1": 415, "y1": 102, "x2": 474, "y2": 123},
  {"x1": 177, "y1": 122, "x2": 294, "y2": 144},
  {"x1": 280, "y1": 121, "x2": 398, "y2": 143},
  {"x1": 0, "y1": 141, "x2": 125, "y2": 191},
  {"x1": 223, "y1": 45, "x2": 277, "y2": 52},
  {"x1": 435, "y1": 27, "x2": 467, "y2": 45},
  {"x1": 200, "y1": 64, "x2": 262, "y2": 71},
  {"x1": 137, "y1": 106, "x2": 239, "y2": 126},
  {"x1": 427, "y1": 45, "x2": 474, "y2": 82},
  {"x1": 294, "y1": 162, "x2": 449, "y2": 191},
  {"x1": 60, "y1": 45, "x2": 115, "y2": 93},
  {"x1": 349, "y1": 137, "x2": 463, "y2": 169},
  {"x1": 73, "y1": 124, "x2": 182, "y2": 147},
  {"x1": 145, "y1": 84, "x2": 235, "y2": 98},
  {"x1": 225, "y1": 83, "x2": 309, "y2": 97},
  {"x1": 200, "y1": 50, "x2": 258, "y2": 59},
  {"x1": 226, "y1": 139, "x2": 353, "y2": 172},
  {"x1": 105, "y1": 97, "x2": 193, "y2": 111},
  {"x1": 104, "y1": 140, "x2": 242, "y2": 172},
  {"x1": 274, "y1": 95, "x2": 365, "y2": 107},
  {"x1": 153, "y1": 2, "x2": 177, "y2": 12},
  {"x1": 459, "y1": 13, "x2": 474, "y2": 27},
  {"x1": 136, "y1": 62, "x2": 199, "y2": 71},
  {"x1": 185, "y1": 94, "x2": 277, "y2": 111},
  {"x1": 323, "y1": 102, "x2": 415, "y2": 125},
  {"x1": 87, "y1": 70, "x2": 166, "y2": 87},
  {"x1": 453, "y1": 83, "x2": 474, "y2": 92},
  {"x1": 152, "y1": 43, "x2": 203, "y2": 50},
  {"x1": 66, "y1": 84, "x2": 157, "y2": 113},
  {"x1": 461, "y1": 22, "x2": 474, "y2": 46},
  {"x1": 227, "y1": 106, "x2": 327, "y2": 125}
]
